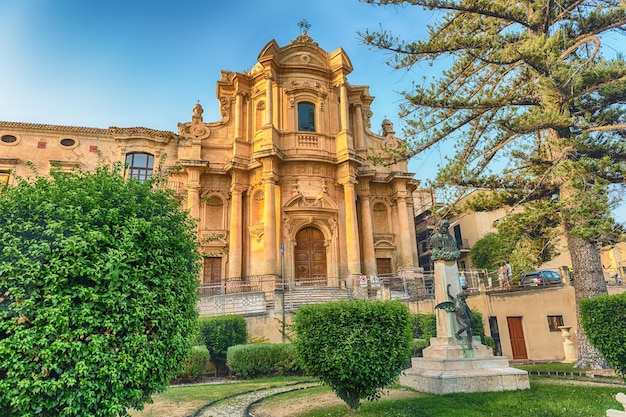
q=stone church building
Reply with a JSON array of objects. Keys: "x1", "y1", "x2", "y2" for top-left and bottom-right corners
[{"x1": 0, "y1": 33, "x2": 419, "y2": 292}]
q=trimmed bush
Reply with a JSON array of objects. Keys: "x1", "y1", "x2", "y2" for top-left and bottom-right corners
[
  {"x1": 199, "y1": 315, "x2": 247, "y2": 376},
  {"x1": 293, "y1": 300, "x2": 412, "y2": 412},
  {"x1": 227, "y1": 343, "x2": 303, "y2": 378},
  {"x1": 0, "y1": 164, "x2": 200, "y2": 417},
  {"x1": 580, "y1": 292, "x2": 626, "y2": 377},
  {"x1": 175, "y1": 346, "x2": 212, "y2": 382}
]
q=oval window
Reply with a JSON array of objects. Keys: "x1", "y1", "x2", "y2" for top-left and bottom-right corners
[
  {"x1": 1, "y1": 135, "x2": 17, "y2": 143},
  {"x1": 60, "y1": 138, "x2": 76, "y2": 147}
]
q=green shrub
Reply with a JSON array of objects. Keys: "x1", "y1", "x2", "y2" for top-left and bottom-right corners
[
  {"x1": 176, "y1": 346, "x2": 212, "y2": 382},
  {"x1": 199, "y1": 315, "x2": 247, "y2": 376},
  {"x1": 471, "y1": 310, "x2": 491, "y2": 347},
  {"x1": 410, "y1": 311, "x2": 492, "y2": 353},
  {"x1": 580, "y1": 292, "x2": 626, "y2": 377},
  {"x1": 227, "y1": 343, "x2": 303, "y2": 378},
  {"x1": 411, "y1": 339, "x2": 429, "y2": 357},
  {"x1": 411, "y1": 313, "x2": 436, "y2": 340},
  {"x1": 293, "y1": 300, "x2": 412, "y2": 412},
  {"x1": 0, "y1": 164, "x2": 201, "y2": 417}
]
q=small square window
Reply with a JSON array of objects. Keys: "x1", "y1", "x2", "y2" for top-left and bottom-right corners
[{"x1": 547, "y1": 315, "x2": 564, "y2": 331}]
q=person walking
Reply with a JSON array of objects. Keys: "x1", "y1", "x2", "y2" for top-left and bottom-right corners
[
  {"x1": 498, "y1": 262, "x2": 506, "y2": 288},
  {"x1": 505, "y1": 260, "x2": 512, "y2": 288}
]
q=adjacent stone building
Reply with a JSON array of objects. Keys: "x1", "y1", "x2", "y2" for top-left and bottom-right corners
[{"x1": 0, "y1": 33, "x2": 419, "y2": 292}]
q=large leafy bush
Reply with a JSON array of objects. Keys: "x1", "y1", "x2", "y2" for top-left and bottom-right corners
[
  {"x1": 0, "y1": 164, "x2": 200, "y2": 416},
  {"x1": 198, "y1": 315, "x2": 247, "y2": 376},
  {"x1": 293, "y1": 300, "x2": 412, "y2": 412},
  {"x1": 580, "y1": 292, "x2": 626, "y2": 377}
]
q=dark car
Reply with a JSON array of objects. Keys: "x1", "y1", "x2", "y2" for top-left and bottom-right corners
[{"x1": 519, "y1": 270, "x2": 562, "y2": 287}]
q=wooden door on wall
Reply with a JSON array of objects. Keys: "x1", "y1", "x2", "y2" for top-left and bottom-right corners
[
  {"x1": 203, "y1": 257, "x2": 222, "y2": 284},
  {"x1": 507, "y1": 316, "x2": 528, "y2": 360},
  {"x1": 294, "y1": 227, "x2": 327, "y2": 285},
  {"x1": 376, "y1": 258, "x2": 392, "y2": 275}
]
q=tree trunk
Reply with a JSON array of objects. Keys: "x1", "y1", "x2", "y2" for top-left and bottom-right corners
[{"x1": 566, "y1": 231, "x2": 609, "y2": 369}]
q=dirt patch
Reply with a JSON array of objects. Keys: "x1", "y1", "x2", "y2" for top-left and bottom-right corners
[
  {"x1": 127, "y1": 400, "x2": 206, "y2": 417},
  {"x1": 250, "y1": 388, "x2": 418, "y2": 417}
]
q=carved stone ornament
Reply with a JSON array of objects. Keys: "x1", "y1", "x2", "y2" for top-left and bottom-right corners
[
  {"x1": 249, "y1": 224, "x2": 265, "y2": 242},
  {"x1": 382, "y1": 136, "x2": 401, "y2": 150}
]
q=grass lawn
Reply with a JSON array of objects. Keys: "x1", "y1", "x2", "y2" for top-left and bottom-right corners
[
  {"x1": 128, "y1": 369, "x2": 626, "y2": 417},
  {"x1": 253, "y1": 379, "x2": 623, "y2": 417},
  {"x1": 126, "y1": 376, "x2": 312, "y2": 417}
]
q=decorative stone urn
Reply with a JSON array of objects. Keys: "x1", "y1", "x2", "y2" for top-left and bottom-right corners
[{"x1": 558, "y1": 325, "x2": 577, "y2": 363}]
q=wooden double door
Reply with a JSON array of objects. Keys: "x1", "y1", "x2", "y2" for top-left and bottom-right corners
[{"x1": 294, "y1": 227, "x2": 327, "y2": 284}]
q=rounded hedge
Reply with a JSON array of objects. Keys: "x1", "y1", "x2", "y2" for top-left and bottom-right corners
[
  {"x1": 0, "y1": 165, "x2": 200, "y2": 416},
  {"x1": 293, "y1": 300, "x2": 412, "y2": 411}
]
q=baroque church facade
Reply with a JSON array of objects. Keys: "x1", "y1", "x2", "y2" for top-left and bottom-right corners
[{"x1": 0, "y1": 33, "x2": 419, "y2": 291}]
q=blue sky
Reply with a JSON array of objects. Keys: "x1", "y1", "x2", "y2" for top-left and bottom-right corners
[{"x1": 0, "y1": 0, "x2": 623, "y2": 223}]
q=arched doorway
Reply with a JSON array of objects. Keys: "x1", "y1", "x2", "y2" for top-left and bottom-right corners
[{"x1": 294, "y1": 226, "x2": 327, "y2": 285}]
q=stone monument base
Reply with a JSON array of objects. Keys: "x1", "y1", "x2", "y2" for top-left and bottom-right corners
[{"x1": 400, "y1": 337, "x2": 530, "y2": 394}]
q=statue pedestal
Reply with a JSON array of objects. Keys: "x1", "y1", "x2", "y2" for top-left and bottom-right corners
[{"x1": 400, "y1": 337, "x2": 530, "y2": 394}]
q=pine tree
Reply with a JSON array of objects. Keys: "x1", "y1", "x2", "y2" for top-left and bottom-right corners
[{"x1": 360, "y1": 0, "x2": 626, "y2": 368}]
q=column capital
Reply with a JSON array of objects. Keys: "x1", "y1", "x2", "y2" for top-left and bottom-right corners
[
  {"x1": 337, "y1": 176, "x2": 357, "y2": 187},
  {"x1": 230, "y1": 183, "x2": 247, "y2": 195}
]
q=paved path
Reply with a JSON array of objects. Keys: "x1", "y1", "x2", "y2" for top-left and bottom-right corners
[{"x1": 195, "y1": 382, "x2": 319, "y2": 417}]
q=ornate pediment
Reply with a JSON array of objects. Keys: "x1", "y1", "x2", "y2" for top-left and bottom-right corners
[{"x1": 284, "y1": 193, "x2": 338, "y2": 211}]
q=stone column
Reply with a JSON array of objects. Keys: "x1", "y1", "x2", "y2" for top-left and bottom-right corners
[
  {"x1": 342, "y1": 179, "x2": 361, "y2": 275},
  {"x1": 339, "y1": 82, "x2": 348, "y2": 132},
  {"x1": 234, "y1": 93, "x2": 243, "y2": 139},
  {"x1": 185, "y1": 167, "x2": 203, "y2": 221},
  {"x1": 263, "y1": 173, "x2": 277, "y2": 276},
  {"x1": 228, "y1": 186, "x2": 244, "y2": 280},
  {"x1": 354, "y1": 103, "x2": 364, "y2": 149},
  {"x1": 396, "y1": 195, "x2": 413, "y2": 269},
  {"x1": 264, "y1": 72, "x2": 273, "y2": 126},
  {"x1": 358, "y1": 187, "x2": 376, "y2": 275}
]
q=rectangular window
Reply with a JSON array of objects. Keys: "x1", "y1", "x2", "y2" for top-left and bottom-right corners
[
  {"x1": 297, "y1": 102, "x2": 315, "y2": 132},
  {"x1": 547, "y1": 315, "x2": 564, "y2": 331},
  {"x1": 0, "y1": 171, "x2": 9, "y2": 193}
]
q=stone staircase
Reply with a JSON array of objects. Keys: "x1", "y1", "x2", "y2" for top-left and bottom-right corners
[{"x1": 281, "y1": 286, "x2": 350, "y2": 311}]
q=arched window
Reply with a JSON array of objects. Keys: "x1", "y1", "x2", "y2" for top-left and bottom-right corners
[
  {"x1": 125, "y1": 152, "x2": 154, "y2": 182},
  {"x1": 256, "y1": 101, "x2": 265, "y2": 131},
  {"x1": 297, "y1": 102, "x2": 315, "y2": 132}
]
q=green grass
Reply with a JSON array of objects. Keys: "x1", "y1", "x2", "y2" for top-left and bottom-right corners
[
  {"x1": 514, "y1": 363, "x2": 578, "y2": 373},
  {"x1": 130, "y1": 364, "x2": 626, "y2": 417},
  {"x1": 269, "y1": 380, "x2": 623, "y2": 417},
  {"x1": 127, "y1": 376, "x2": 312, "y2": 417}
]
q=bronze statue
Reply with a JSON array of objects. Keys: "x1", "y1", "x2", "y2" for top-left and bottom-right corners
[
  {"x1": 429, "y1": 219, "x2": 461, "y2": 261},
  {"x1": 448, "y1": 284, "x2": 474, "y2": 345}
]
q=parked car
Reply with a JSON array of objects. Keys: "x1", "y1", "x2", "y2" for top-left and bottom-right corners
[{"x1": 519, "y1": 270, "x2": 562, "y2": 287}]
